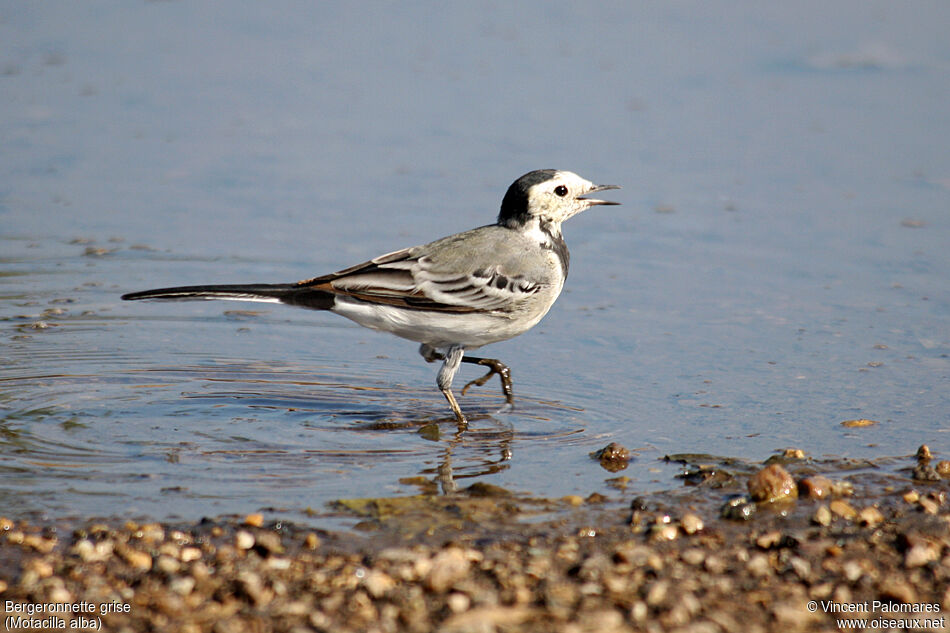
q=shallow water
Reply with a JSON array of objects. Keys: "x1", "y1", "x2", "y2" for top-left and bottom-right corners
[{"x1": 1, "y1": 2, "x2": 948, "y2": 527}]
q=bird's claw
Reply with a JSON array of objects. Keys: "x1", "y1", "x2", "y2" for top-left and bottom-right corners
[
  {"x1": 461, "y1": 370, "x2": 494, "y2": 395},
  {"x1": 461, "y1": 359, "x2": 515, "y2": 405}
]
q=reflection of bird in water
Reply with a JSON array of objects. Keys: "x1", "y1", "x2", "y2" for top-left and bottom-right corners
[
  {"x1": 433, "y1": 426, "x2": 515, "y2": 496},
  {"x1": 123, "y1": 170, "x2": 619, "y2": 425}
]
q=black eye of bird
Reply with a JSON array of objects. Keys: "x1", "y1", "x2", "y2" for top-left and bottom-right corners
[{"x1": 554, "y1": 185, "x2": 568, "y2": 197}]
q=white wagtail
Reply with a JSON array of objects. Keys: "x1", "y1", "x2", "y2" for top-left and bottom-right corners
[{"x1": 123, "y1": 170, "x2": 620, "y2": 425}]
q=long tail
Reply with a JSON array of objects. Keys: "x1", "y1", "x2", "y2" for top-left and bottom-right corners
[{"x1": 121, "y1": 283, "x2": 334, "y2": 310}]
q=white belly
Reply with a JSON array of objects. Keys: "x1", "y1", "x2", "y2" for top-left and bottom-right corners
[{"x1": 331, "y1": 296, "x2": 553, "y2": 350}]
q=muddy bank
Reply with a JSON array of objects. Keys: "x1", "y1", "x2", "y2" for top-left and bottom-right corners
[{"x1": 1, "y1": 449, "x2": 949, "y2": 632}]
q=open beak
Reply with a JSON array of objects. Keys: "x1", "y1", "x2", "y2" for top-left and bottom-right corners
[{"x1": 579, "y1": 183, "x2": 621, "y2": 206}]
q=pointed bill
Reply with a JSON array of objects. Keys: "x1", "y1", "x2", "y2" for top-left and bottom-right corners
[{"x1": 579, "y1": 183, "x2": 621, "y2": 206}]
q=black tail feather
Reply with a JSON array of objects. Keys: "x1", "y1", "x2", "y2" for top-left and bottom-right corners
[{"x1": 121, "y1": 283, "x2": 335, "y2": 310}]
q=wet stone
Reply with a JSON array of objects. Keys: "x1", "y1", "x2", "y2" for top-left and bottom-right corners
[
  {"x1": 254, "y1": 531, "x2": 285, "y2": 555},
  {"x1": 747, "y1": 464, "x2": 798, "y2": 503},
  {"x1": 721, "y1": 496, "x2": 757, "y2": 521},
  {"x1": 677, "y1": 463, "x2": 733, "y2": 487},
  {"x1": 858, "y1": 506, "x2": 884, "y2": 527},
  {"x1": 841, "y1": 419, "x2": 879, "y2": 428},
  {"x1": 680, "y1": 513, "x2": 704, "y2": 535},
  {"x1": 591, "y1": 442, "x2": 631, "y2": 472},
  {"x1": 812, "y1": 505, "x2": 833, "y2": 526},
  {"x1": 912, "y1": 463, "x2": 940, "y2": 482},
  {"x1": 829, "y1": 500, "x2": 858, "y2": 521},
  {"x1": 798, "y1": 475, "x2": 833, "y2": 500},
  {"x1": 755, "y1": 531, "x2": 783, "y2": 549},
  {"x1": 463, "y1": 482, "x2": 512, "y2": 497}
]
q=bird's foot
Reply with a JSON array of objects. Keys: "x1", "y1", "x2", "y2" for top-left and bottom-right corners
[{"x1": 461, "y1": 357, "x2": 514, "y2": 405}]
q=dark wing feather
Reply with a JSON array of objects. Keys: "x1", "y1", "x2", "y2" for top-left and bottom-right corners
[{"x1": 294, "y1": 247, "x2": 540, "y2": 313}]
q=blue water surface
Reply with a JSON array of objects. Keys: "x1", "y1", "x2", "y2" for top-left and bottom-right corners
[{"x1": 1, "y1": 2, "x2": 948, "y2": 525}]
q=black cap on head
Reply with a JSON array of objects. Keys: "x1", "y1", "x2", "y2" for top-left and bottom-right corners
[{"x1": 497, "y1": 169, "x2": 558, "y2": 226}]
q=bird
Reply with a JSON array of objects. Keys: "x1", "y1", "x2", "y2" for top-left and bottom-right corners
[{"x1": 122, "y1": 169, "x2": 620, "y2": 425}]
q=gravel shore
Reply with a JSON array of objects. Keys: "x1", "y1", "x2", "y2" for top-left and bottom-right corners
[{"x1": 2, "y1": 448, "x2": 949, "y2": 632}]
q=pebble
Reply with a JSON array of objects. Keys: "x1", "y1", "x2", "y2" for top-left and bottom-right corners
[
  {"x1": 704, "y1": 555, "x2": 728, "y2": 575},
  {"x1": 812, "y1": 505, "x2": 833, "y2": 526},
  {"x1": 918, "y1": 496, "x2": 940, "y2": 515},
  {"x1": 156, "y1": 555, "x2": 180, "y2": 574},
  {"x1": 681, "y1": 548, "x2": 706, "y2": 566},
  {"x1": 755, "y1": 531, "x2": 783, "y2": 549},
  {"x1": 304, "y1": 532, "x2": 321, "y2": 549},
  {"x1": 798, "y1": 475, "x2": 832, "y2": 499},
  {"x1": 721, "y1": 496, "x2": 757, "y2": 521},
  {"x1": 425, "y1": 547, "x2": 471, "y2": 593},
  {"x1": 117, "y1": 544, "x2": 152, "y2": 570},
  {"x1": 180, "y1": 546, "x2": 203, "y2": 562},
  {"x1": 22, "y1": 534, "x2": 57, "y2": 553},
  {"x1": 645, "y1": 579, "x2": 669, "y2": 606},
  {"x1": 680, "y1": 513, "x2": 704, "y2": 535},
  {"x1": 266, "y1": 557, "x2": 291, "y2": 571},
  {"x1": 170, "y1": 576, "x2": 196, "y2": 596},
  {"x1": 830, "y1": 480, "x2": 854, "y2": 497},
  {"x1": 235, "y1": 531, "x2": 255, "y2": 550},
  {"x1": 858, "y1": 506, "x2": 884, "y2": 527},
  {"x1": 244, "y1": 513, "x2": 264, "y2": 527},
  {"x1": 747, "y1": 464, "x2": 798, "y2": 503},
  {"x1": 650, "y1": 524, "x2": 679, "y2": 542},
  {"x1": 880, "y1": 578, "x2": 918, "y2": 604},
  {"x1": 362, "y1": 570, "x2": 396, "y2": 598},
  {"x1": 746, "y1": 553, "x2": 772, "y2": 577},
  {"x1": 591, "y1": 442, "x2": 631, "y2": 472},
  {"x1": 842, "y1": 560, "x2": 865, "y2": 582},
  {"x1": 913, "y1": 463, "x2": 940, "y2": 481},
  {"x1": 841, "y1": 418, "x2": 878, "y2": 428},
  {"x1": 829, "y1": 500, "x2": 858, "y2": 521},
  {"x1": 789, "y1": 556, "x2": 811, "y2": 580},
  {"x1": 72, "y1": 539, "x2": 114, "y2": 563},
  {"x1": 904, "y1": 543, "x2": 939, "y2": 568},
  {"x1": 255, "y1": 531, "x2": 285, "y2": 554}
]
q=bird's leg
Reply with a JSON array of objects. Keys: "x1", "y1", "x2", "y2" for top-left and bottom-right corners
[
  {"x1": 427, "y1": 344, "x2": 468, "y2": 427},
  {"x1": 460, "y1": 356, "x2": 514, "y2": 405}
]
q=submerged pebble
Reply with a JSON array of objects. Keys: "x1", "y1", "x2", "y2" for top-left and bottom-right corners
[
  {"x1": 721, "y1": 495, "x2": 757, "y2": 521},
  {"x1": 747, "y1": 464, "x2": 798, "y2": 503},
  {"x1": 590, "y1": 442, "x2": 631, "y2": 472},
  {"x1": 798, "y1": 475, "x2": 833, "y2": 499}
]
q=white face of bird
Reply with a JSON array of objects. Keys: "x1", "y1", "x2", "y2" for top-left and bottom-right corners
[{"x1": 524, "y1": 170, "x2": 620, "y2": 224}]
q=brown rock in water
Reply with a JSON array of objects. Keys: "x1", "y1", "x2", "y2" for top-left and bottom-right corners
[
  {"x1": 841, "y1": 418, "x2": 878, "y2": 428},
  {"x1": 798, "y1": 475, "x2": 833, "y2": 500},
  {"x1": 913, "y1": 463, "x2": 940, "y2": 482},
  {"x1": 748, "y1": 464, "x2": 798, "y2": 503},
  {"x1": 591, "y1": 442, "x2": 631, "y2": 472}
]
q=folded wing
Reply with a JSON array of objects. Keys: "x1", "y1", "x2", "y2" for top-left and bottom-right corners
[{"x1": 295, "y1": 247, "x2": 541, "y2": 314}]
